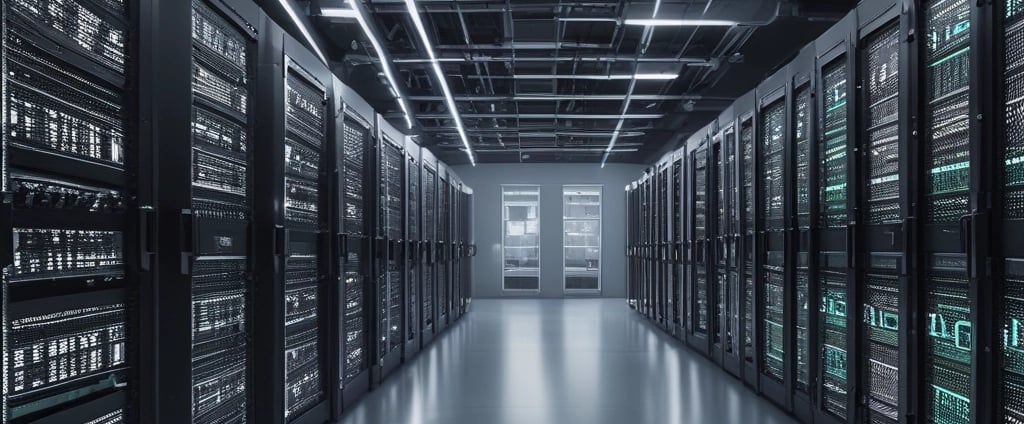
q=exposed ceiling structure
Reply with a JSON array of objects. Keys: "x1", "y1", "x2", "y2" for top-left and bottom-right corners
[{"x1": 304, "y1": 0, "x2": 856, "y2": 165}]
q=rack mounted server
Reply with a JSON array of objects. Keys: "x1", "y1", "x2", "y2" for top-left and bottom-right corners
[
  {"x1": 0, "y1": 0, "x2": 476, "y2": 422},
  {"x1": 626, "y1": 0, "x2": 1024, "y2": 423}
]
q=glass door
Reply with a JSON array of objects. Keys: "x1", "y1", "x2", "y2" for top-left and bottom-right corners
[
  {"x1": 502, "y1": 186, "x2": 541, "y2": 291},
  {"x1": 563, "y1": 186, "x2": 602, "y2": 292}
]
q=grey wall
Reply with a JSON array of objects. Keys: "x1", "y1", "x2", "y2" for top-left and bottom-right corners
[{"x1": 451, "y1": 163, "x2": 645, "y2": 299}]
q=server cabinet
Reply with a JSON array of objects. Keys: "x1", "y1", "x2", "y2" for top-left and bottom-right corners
[
  {"x1": 812, "y1": 13, "x2": 858, "y2": 423},
  {"x1": 735, "y1": 93, "x2": 760, "y2": 389},
  {"x1": 253, "y1": 24, "x2": 332, "y2": 423},
  {"x1": 3, "y1": 0, "x2": 140, "y2": 420},
  {"x1": 671, "y1": 151, "x2": 686, "y2": 337},
  {"x1": 462, "y1": 187, "x2": 475, "y2": 312},
  {"x1": 374, "y1": 118, "x2": 406, "y2": 380},
  {"x1": 789, "y1": 44, "x2": 815, "y2": 423},
  {"x1": 999, "y1": 0, "x2": 1024, "y2": 422},
  {"x1": 336, "y1": 82, "x2": 373, "y2": 407},
  {"x1": 421, "y1": 150, "x2": 439, "y2": 346},
  {"x1": 626, "y1": 183, "x2": 638, "y2": 310},
  {"x1": 404, "y1": 137, "x2": 422, "y2": 358},
  {"x1": 656, "y1": 157, "x2": 671, "y2": 327},
  {"x1": 856, "y1": 2, "x2": 907, "y2": 423},
  {"x1": 451, "y1": 179, "x2": 463, "y2": 320},
  {"x1": 688, "y1": 130, "x2": 712, "y2": 354},
  {"x1": 915, "y1": 0, "x2": 986, "y2": 422},
  {"x1": 436, "y1": 163, "x2": 451, "y2": 331},
  {"x1": 717, "y1": 107, "x2": 743, "y2": 378},
  {"x1": 641, "y1": 173, "x2": 652, "y2": 319},
  {"x1": 148, "y1": 0, "x2": 259, "y2": 422},
  {"x1": 756, "y1": 67, "x2": 791, "y2": 410}
]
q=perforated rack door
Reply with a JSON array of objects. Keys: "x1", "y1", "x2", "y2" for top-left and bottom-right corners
[
  {"x1": 758, "y1": 98, "x2": 786, "y2": 384},
  {"x1": 422, "y1": 167, "x2": 437, "y2": 330},
  {"x1": 738, "y1": 117, "x2": 757, "y2": 366},
  {"x1": 793, "y1": 83, "x2": 812, "y2": 395},
  {"x1": 3, "y1": 0, "x2": 134, "y2": 420},
  {"x1": 1005, "y1": 1, "x2": 1024, "y2": 422},
  {"x1": 340, "y1": 112, "x2": 370, "y2": 387},
  {"x1": 407, "y1": 153, "x2": 420, "y2": 345},
  {"x1": 721, "y1": 129, "x2": 739, "y2": 360},
  {"x1": 710, "y1": 142, "x2": 724, "y2": 347},
  {"x1": 672, "y1": 159, "x2": 684, "y2": 327},
  {"x1": 817, "y1": 56, "x2": 853, "y2": 421},
  {"x1": 377, "y1": 140, "x2": 405, "y2": 356},
  {"x1": 189, "y1": 1, "x2": 255, "y2": 421},
  {"x1": 860, "y1": 20, "x2": 903, "y2": 424},
  {"x1": 692, "y1": 146, "x2": 710, "y2": 336},
  {"x1": 281, "y1": 62, "x2": 327, "y2": 419},
  {"x1": 921, "y1": 1, "x2": 973, "y2": 422}
]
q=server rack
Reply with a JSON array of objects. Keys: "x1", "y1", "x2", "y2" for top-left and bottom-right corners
[
  {"x1": 462, "y1": 186, "x2": 475, "y2": 313},
  {"x1": 373, "y1": 117, "x2": 406, "y2": 380},
  {"x1": 3, "y1": 0, "x2": 140, "y2": 421},
  {"x1": 626, "y1": 183, "x2": 638, "y2": 310},
  {"x1": 789, "y1": 44, "x2": 816, "y2": 423},
  {"x1": 914, "y1": 1, "x2": 985, "y2": 423},
  {"x1": 671, "y1": 150, "x2": 686, "y2": 337},
  {"x1": 734, "y1": 92, "x2": 760, "y2": 389},
  {"x1": 687, "y1": 127, "x2": 712, "y2": 355},
  {"x1": 641, "y1": 171, "x2": 653, "y2": 319},
  {"x1": 998, "y1": 1, "x2": 1024, "y2": 423},
  {"x1": 716, "y1": 106, "x2": 743, "y2": 378},
  {"x1": 420, "y1": 149, "x2": 439, "y2": 346},
  {"x1": 252, "y1": 23, "x2": 332, "y2": 423},
  {"x1": 335, "y1": 82, "x2": 373, "y2": 407},
  {"x1": 756, "y1": 66, "x2": 791, "y2": 410},
  {"x1": 856, "y1": 2, "x2": 907, "y2": 423},
  {"x1": 450, "y1": 177, "x2": 463, "y2": 321},
  {"x1": 656, "y1": 156, "x2": 671, "y2": 328},
  {"x1": 436, "y1": 163, "x2": 451, "y2": 331},
  {"x1": 404, "y1": 137, "x2": 422, "y2": 359},
  {"x1": 147, "y1": 0, "x2": 259, "y2": 422}
]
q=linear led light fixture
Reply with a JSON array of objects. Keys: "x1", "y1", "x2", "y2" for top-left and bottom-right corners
[
  {"x1": 624, "y1": 18, "x2": 738, "y2": 26},
  {"x1": 277, "y1": 0, "x2": 328, "y2": 64},
  {"x1": 340, "y1": 2, "x2": 414, "y2": 129},
  {"x1": 513, "y1": 73, "x2": 677, "y2": 81},
  {"x1": 405, "y1": 0, "x2": 476, "y2": 165}
]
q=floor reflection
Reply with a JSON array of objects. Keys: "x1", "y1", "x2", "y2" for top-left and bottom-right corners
[{"x1": 335, "y1": 298, "x2": 797, "y2": 424}]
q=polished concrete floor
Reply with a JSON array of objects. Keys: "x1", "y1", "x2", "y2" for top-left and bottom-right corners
[{"x1": 337, "y1": 298, "x2": 796, "y2": 424}]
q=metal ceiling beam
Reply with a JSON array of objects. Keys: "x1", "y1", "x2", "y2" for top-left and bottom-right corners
[
  {"x1": 407, "y1": 94, "x2": 707, "y2": 101},
  {"x1": 390, "y1": 55, "x2": 710, "y2": 64},
  {"x1": 414, "y1": 113, "x2": 663, "y2": 119}
]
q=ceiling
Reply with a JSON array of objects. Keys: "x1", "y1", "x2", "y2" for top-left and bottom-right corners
[{"x1": 305, "y1": 0, "x2": 856, "y2": 165}]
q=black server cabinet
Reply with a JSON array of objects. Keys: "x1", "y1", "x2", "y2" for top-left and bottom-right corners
[
  {"x1": 789, "y1": 44, "x2": 815, "y2": 423},
  {"x1": 148, "y1": 0, "x2": 258, "y2": 422},
  {"x1": 735, "y1": 93, "x2": 760, "y2": 389},
  {"x1": 333, "y1": 81, "x2": 374, "y2": 407},
  {"x1": 688, "y1": 130, "x2": 712, "y2": 355},
  {"x1": 336, "y1": 82, "x2": 374, "y2": 407},
  {"x1": 374, "y1": 117, "x2": 406, "y2": 380},
  {"x1": 716, "y1": 107, "x2": 743, "y2": 378},
  {"x1": 671, "y1": 153, "x2": 685, "y2": 337},
  {"x1": 404, "y1": 137, "x2": 422, "y2": 358},
  {"x1": 462, "y1": 187, "x2": 475, "y2": 312},
  {"x1": 755, "y1": 68, "x2": 791, "y2": 410},
  {"x1": 1000, "y1": 0, "x2": 1024, "y2": 423},
  {"x1": 450, "y1": 179, "x2": 462, "y2": 321},
  {"x1": 626, "y1": 183, "x2": 638, "y2": 310},
  {"x1": 856, "y1": 2, "x2": 907, "y2": 423},
  {"x1": 915, "y1": 0, "x2": 985, "y2": 423},
  {"x1": 812, "y1": 13, "x2": 858, "y2": 423},
  {"x1": 420, "y1": 150, "x2": 439, "y2": 346},
  {"x1": 3, "y1": 0, "x2": 139, "y2": 420},
  {"x1": 656, "y1": 158, "x2": 670, "y2": 327},
  {"x1": 640, "y1": 173, "x2": 651, "y2": 319},
  {"x1": 436, "y1": 164, "x2": 451, "y2": 331},
  {"x1": 253, "y1": 24, "x2": 332, "y2": 423},
  {"x1": 455, "y1": 185, "x2": 469, "y2": 317}
]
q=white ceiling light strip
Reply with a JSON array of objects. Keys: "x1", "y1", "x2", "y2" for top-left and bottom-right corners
[
  {"x1": 512, "y1": 73, "x2": 677, "y2": 80},
  {"x1": 278, "y1": 0, "x2": 329, "y2": 64},
  {"x1": 624, "y1": 18, "x2": 738, "y2": 26},
  {"x1": 340, "y1": 1, "x2": 415, "y2": 129},
  {"x1": 404, "y1": 0, "x2": 476, "y2": 166}
]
